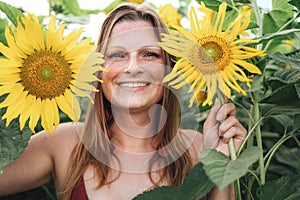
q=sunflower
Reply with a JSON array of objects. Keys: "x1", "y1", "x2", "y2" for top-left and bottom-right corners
[
  {"x1": 158, "y1": 2, "x2": 265, "y2": 106},
  {"x1": 0, "y1": 14, "x2": 105, "y2": 133},
  {"x1": 158, "y1": 4, "x2": 182, "y2": 28}
]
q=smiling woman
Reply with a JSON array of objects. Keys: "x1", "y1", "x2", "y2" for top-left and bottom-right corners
[{"x1": 0, "y1": 2, "x2": 247, "y2": 200}]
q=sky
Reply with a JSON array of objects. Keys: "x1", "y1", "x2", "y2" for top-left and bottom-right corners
[{"x1": 1, "y1": 0, "x2": 272, "y2": 42}]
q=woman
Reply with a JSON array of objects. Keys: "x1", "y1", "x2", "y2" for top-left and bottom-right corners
[{"x1": 0, "y1": 3, "x2": 246, "y2": 200}]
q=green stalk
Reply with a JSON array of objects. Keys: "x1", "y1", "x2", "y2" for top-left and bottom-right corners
[
  {"x1": 246, "y1": 106, "x2": 254, "y2": 200},
  {"x1": 251, "y1": 92, "x2": 265, "y2": 185},
  {"x1": 250, "y1": 0, "x2": 266, "y2": 186}
]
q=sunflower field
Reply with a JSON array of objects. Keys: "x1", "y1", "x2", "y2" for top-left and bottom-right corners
[{"x1": 0, "y1": 0, "x2": 300, "y2": 199}]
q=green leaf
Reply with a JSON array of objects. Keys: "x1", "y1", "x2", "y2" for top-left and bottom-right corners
[
  {"x1": 293, "y1": 114, "x2": 300, "y2": 131},
  {"x1": 245, "y1": 75, "x2": 264, "y2": 92},
  {"x1": 199, "y1": 147, "x2": 261, "y2": 189},
  {"x1": 60, "y1": 0, "x2": 100, "y2": 16},
  {"x1": 133, "y1": 162, "x2": 214, "y2": 200},
  {"x1": 180, "y1": 162, "x2": 214, "y2": 200},
  {"x1": 262, "y1": 68, "x2": 300, "y2": 103},
  {"x1": 295, "y1": 82, "x2": 300, "y2": 99},
  {"x1": 0, "y1": 1, "x2": 23, "y2": 27},
  {"x1": 289, "y1": 0, "x2": 300, "y2": 11},
  {"x1": 268, "y1": 53, "x2": 300, "y2": 70},
  {"x1": 256, "y1": 174, "x2": 300, "y2": 200},
  {"x1": 268, "y1": 68, "x2": 300, "y2": 84},
  {"x1": 195, "y1": 0, "x2": 223, "y2": 11},
  {"x1": 133, "y1": 185, "x2": 181, "y2": 200},
  {"x1": 262, "y1": 0, "x2": 294, "y2": 34},
  {"x1": 0, "y1": 18, "x2": 8, "y2": 46},
  {"x1": 0, "y1": 119, "x2": 31, "y2": 174},
  {"x1": 261, "y1": 102, "x2": 300, "y2": 116},
  {"x1": 274, "y1": 146, "x2": 300, "y2": 175},
  {"x1": 62, "y1": 0, "x2": 81, "y2": 15}
]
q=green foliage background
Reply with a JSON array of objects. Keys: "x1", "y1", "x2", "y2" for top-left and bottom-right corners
[{"x1": 0, "y1": 0, "x2": 300, "y2": 199}]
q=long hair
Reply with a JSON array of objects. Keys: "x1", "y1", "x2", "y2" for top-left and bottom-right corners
[{"x1": 59, "y1": 3, "x2": 193, "y2": 199}]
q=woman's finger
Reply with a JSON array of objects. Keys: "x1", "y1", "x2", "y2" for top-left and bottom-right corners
[
  {"x1": 216, "y1": 103, "x2": 236, "y2": 122},
  {"x1": 203, "y1": 99, "x2": 221, "y2": 133},
  {"x1": 218, "y1": 116, "x2": 240, "y2": 136},
  {"x1": 222, "y1": 126, "x2": 247, "y2": 143}
]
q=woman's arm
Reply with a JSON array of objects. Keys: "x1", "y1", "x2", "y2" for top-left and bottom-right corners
[
  {"x1": 0, "y1": 122, "x2": 79, "y2": 197},
  {"x1": 0, "y1": 131, "x2": 54, "y2": 196}
]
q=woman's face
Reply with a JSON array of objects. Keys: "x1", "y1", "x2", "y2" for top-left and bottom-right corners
[{"x1": 101, "y1": 20, "x2": 165, "y2": 111}]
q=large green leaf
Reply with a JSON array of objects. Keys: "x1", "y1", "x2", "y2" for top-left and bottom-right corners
[
  {"x1": 199, "y1": 147, "x2": 261, "y2": 189},
  {"x1": 133, "y1": 185, "x2": 181, "y2": 200},
  {"x1": 263, "y1": 0, "x2": 294, "y2": 34},
  {"x1": 133, "y1": 162, "x2": 214, "y2": 200},
  {"x1": 262, "y1": 68, "x2": 300, "y2": 103},
  {"x1": 0, "y1": 1, "x2": 23, "y2": 27},
  {"x1": 268, "y1": 53, "x2": 300, "y2": 70},
  {"x1": 256, "y1": 174, "x2": 300, "y2": 200},
  {"x1": 0, "y1": 119, "x2": 32, "y2": 174},
  {"x1": 180, "y1": 162, "x2": 214, "y2": 200},
  {"x1": 274, "y1": 146, "x2": 300, "y2": 175},
  {"x1": 268, "y1": 68, "x2": 300, "y2": 85}
]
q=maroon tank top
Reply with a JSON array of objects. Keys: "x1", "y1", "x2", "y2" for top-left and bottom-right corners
[
  {"x1": 70, "y1": 177, "x2": 89, "y2": 200},
  {"x1": 70, "y1": 176, "x2": 208, "y2": 200}
]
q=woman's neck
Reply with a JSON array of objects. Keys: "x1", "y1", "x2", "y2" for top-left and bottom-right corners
[{"x1": 109, "y1": 108, "x2": 158, "y2": 153}]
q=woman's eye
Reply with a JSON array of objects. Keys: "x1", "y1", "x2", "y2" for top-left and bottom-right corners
[
  {"x1": 144, "y1": 51, "x2": 160, "y2": 58},
  {"x1": 107, "y1": 52, "x2": 125, "y2": 59}
]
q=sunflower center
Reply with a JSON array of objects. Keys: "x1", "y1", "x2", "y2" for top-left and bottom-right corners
[
  {"x1": 39, "y1": 66, "x2": 54, "y2": 81},
  {"x1": 21, "y1": 50, "x2": 72, "y2": 99},
  {"x1": 203, "y1": 42, "x2": 222, "y2": 61},
  {"x1": 191, "y1": 36, "x2": 231, "y2": 75}
]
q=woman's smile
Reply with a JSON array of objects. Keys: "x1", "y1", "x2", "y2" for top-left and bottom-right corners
[{"x1": 117, "y1": 82, "x2": 150, "y2": 90}]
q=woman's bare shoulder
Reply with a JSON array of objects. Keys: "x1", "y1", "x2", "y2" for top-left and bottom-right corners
[
  {"x1": 34, "y1": 122, "x2": 84, "y2": 186},
  {"x1": 32, "y1": 122, "x2": 82, "y2": 150}
]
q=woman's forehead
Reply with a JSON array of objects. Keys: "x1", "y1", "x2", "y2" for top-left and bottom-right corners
[{"x1": 107, "y1": 20, "x2": 160, "y2": 49}]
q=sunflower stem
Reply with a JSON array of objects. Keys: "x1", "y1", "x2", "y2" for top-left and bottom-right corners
[
  {"x1": 216, "y1": 90, "x2": 241, "y2": 200},
  {"x1": 251, "y1": 91, "x2": 265, "y2": 185}
]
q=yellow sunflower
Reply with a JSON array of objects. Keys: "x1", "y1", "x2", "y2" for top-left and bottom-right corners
[
  {"x1": 158, "y1": 4, "x2": 182, "y2": 28},
  {"x1": 0, "y1": 14, "x2": 105, "y2": 133},
  {"x1": 158, "y1": 2, "x2": 265, "y2": 106}
]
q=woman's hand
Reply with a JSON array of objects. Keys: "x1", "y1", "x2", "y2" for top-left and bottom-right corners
[{"x1": 202, "y1": 99, "x2": 247, "y2": 157}]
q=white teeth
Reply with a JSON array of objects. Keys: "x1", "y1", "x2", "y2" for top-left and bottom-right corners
[{"x1": 119, "y1": 83, "x2": 148, "y2": 88}]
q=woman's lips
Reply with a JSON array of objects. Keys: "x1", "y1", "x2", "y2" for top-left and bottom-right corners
[{"x1": 117, "y1": 82, "x2": 151, "y2": 90}]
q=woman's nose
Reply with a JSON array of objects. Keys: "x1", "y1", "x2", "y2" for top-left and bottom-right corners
[{"x1": 124, "y1": 54, "x2": 144, "y2": 75}]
